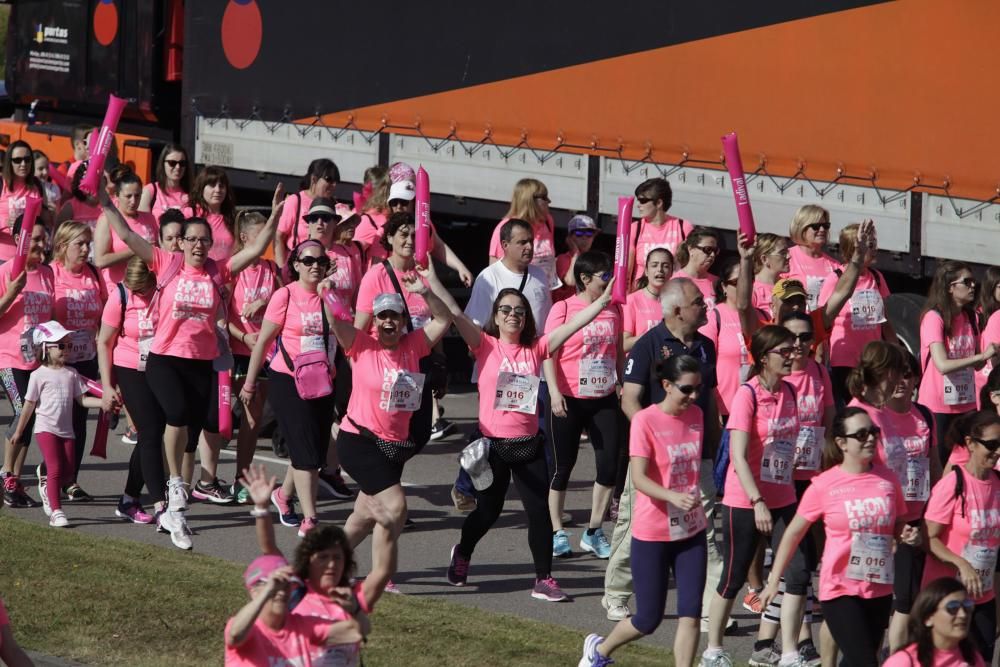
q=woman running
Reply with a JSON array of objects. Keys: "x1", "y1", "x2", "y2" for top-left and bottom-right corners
[
  {"x1": 751, "y1": 234, "x2": 791, "y2": 312},
  {"x1": 623, "y1": 247, "x2": 673, "y2": 351},
  {"x1": 786, "y1": 205, "x2": 840, "y2": 313},
  {"x1": 0, "y1": 140, "x2": 45, "y2": 261},
  {"x1": 675, "y1": 227, "x2": 721, "y2": 309},
  {"x1": 274, "y1": 158, "x2": 339, "y2": 267},
  {"x1": 580, "y1": 354, "x2": 707, "y2": 667},
  {"x1": 139, "y1": 143, "x2": 191, "y2": 220},
  {"x1": 488, "y1": 178, "x2": 560, "y2": 290},
  {"x1": 883, "y1": 578, "x2": 985, "y2": 667},
  {"x1": 184, "y1": 165, "x2": 237, "y2": 261},
  {"x1": 94, "y1": 166, "x2": 159, "y2": 290},
  {"x1": 627, "y1": 177, "x2": 692, "y2": 289}
]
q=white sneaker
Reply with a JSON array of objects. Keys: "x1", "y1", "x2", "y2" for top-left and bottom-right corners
[
  {"x1": 39, "y1": 481, "x2": 51, "y2": 517},
  {"x1": 49, "y1": 509, "x2": 68, "y2": 528},
  {"x1": 158, "y1": 509, "x2": 193, "y2": 550},
  {"x1": 167, "y1": 479, "x2": 188, "y2": 512},
  {"x1": 601, "y1": 596, "x2": 630, "y2": 621}
]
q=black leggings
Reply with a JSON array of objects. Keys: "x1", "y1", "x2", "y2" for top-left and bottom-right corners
[
  {"x1": 933, "y1": 411, "x2": 962, "y2": 467},
  {"x1": 547, "y1": 393, "x2": 621, "y2": 491},
  {"x1": 1, "y1": 368, "x2": 34, "y2": 446},
  {"x1": 971, "y1": 600, "x2": 997, "y2": 664},
  {"x1": 116, "y1": 366, "x2": 168, "y2": 504},
  {"x1": 145, "y1": 353, "x2": 212, "y2": 430},
  {"x1": 821, "y1": 594, "x2": 893, "y2": 667},
  {"x1": 717, "y1": 503, "x2": 813, "y2": 598},
  {"x1": 67, "y1": 357, "x2": 99, "y2": 484},
  {"x1": 458, "y1": 445, "x2": 553, "y2": 580}
]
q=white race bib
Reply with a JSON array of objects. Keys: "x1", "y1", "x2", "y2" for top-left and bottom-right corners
[
  {"x1": 534, "y1": 254, "x2": 561, "y2": 290},
  {"x1": 760, "y1": 437, "x2": 795, "y2": 485},
  {"x1": 19, "y1": 329, "x2": 36, "y2": 364},
  {"x1": 847, "y1": 532, "x2": 893, "y2": 583},
  {"x1": 962, "y1": 543, "x2": 998, "y2": 593},
  {"x1": 388, "y1": 371, "x2": 425, "y2": 412},
  {"x1": 64, "y1": 330, "x2": 97, "y2": 364},
  {"x1": 667, "y1": 483, "x2": 707, "y2": 540},
  {"x1": 850, "y1": 289, "x2": 885, "y2": 330},
  {"x1": 793, "y1": 425, "x2": 824, "y2": 472},
  {"x1": 943, "y1": 368, "x2": 975, "y2": 406},
  {"x1": 805, "y1": 276, "x2": 825, "y2": 312},
  {"x1": 137, "y1": 336, "x2": 153, "y2": 372},
  {"x1": 578, "y1": 357, "x2": 616, "y2": 398},
  {"x1": 493, "y1": 372, "x2": 540, "y2": 414},
  {"x1": 300, "y1": 335, "x2": 325, "y2": 353}
]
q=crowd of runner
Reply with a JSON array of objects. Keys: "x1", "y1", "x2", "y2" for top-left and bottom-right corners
[{"x1": 0, "y1": 134, "x2": 997, "y2": 667}]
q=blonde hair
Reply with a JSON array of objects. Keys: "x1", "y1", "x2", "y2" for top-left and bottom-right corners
[
  {"x1": 52, "y1": 220, "x2": 92, "y2": 264},
  {"x1": 505, "y1": 178, "x2": 548, "y2": 224},
  {"x1": 124, "y1": 255, "x2": 154, "y2": 293},
  {"x1": 360, "y1": 166, "x2": 390, "y2": 212},
  {"x1": 752, "y1": 233, "x2": 787, "y2": 273},
  {"x1": 234, "y1": 210, "x2": 267, "y2": 253},
  {"x1": 789, "y1": 204, "x2": 829, "y2": 245},
  {"x1": 837, "y1": 223, "x2": 861, "y2": 263}
]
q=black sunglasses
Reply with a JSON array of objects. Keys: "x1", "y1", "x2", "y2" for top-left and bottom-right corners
[
  {"x1": 806, "y1": 222, "x2": 831, "y2": 232},
  {"x1": 45, "y1": 342, "x2": 67, "y2": 350},
  {"x1": 636, "y1": 196, "x2": 653, "y2": 205},
  {"x1": 973, "y1": 436, "x2": 1000, "y2": 452},
  {"x1": 305, "y1": 214, "x2": 336, "y2": 224},
  {"x1": 943, "y1": 599, "x2": 975, "y2": 616},
  {"x1": 843, "y1": 425, "x2": 881, "y2": 442},
  {"x1": 790, "y1": 332, "x2": 814, "y2": 343},
  {"x1": 497, "y1": 305, "x2": 527, "y2": 317},
  {"x1": 164, "y1": 159, "x2": 188, "y2": 168},
  {"x1": 671, "y1": 382, "x2": 701, "y2": 395},
  {"x1": 297, "y1": 256, "x2": 331, "y2": 268},
  {"x1": 9, "y1": 156, "x2": 30, "y2": 165},
  {"x1": 693, "y1": 245, "x2": 719, "y2": 255}
]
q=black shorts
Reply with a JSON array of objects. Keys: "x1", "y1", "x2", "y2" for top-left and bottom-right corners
[
  {"x1": 268, "y1": 371, "x2": 334, "y2": 470},
  {"x1": 337, "y1": 428, "x2": 404, "y2": 495}
]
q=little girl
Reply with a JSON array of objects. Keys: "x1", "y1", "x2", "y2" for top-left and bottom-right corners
[{"x1": 7, "y1": 321, "x2": 104, "y2": 527}]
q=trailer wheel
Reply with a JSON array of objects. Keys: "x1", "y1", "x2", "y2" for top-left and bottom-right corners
[{"x1": 885, "y1": 292, "x2": 926, "y2": 358}]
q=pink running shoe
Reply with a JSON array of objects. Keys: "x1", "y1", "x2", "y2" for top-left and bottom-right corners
[
  {"x1": 297, "y1": 516, "x2": 318, "y2": 538},
  {"x1": 116, "y1": 498, "x2": 154, "y2": 524},
  {"x1": 383, "y1": 580, "x2": 403, "y2": 595},
  {"x1": 531, "y1": 576, "x2": 568, "y2": 602}
]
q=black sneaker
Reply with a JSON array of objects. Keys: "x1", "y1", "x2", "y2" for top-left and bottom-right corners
[
  {"x1": 4, "y1": 476, "x2": 37, "y2": 508},
  {"x1": 429, "y1": 418, "x2": 455, "y2": 441},
  {"x1": 317, "y1": 468, "x2": 354, "y2": 499},
  {"x1": 192, "y1": 478, "x2": 235, "y2": 504},
  {"x1": 64, "y1": 483, "x2": 93, "y2": 502}
]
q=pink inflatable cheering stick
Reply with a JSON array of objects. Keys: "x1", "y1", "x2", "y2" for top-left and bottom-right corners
[
  {"x1": 218, "y1": 371, "x2": 233, "y2": 440},
  {"x1": 612, "y1": 196, "x2": 634, "y2": 305},
  {"x1": 48, "y1": 165, "x2": 72, "y2": 194},
  {"x1": 79, "y1": 94, "x2": 127, "y2": 196},
  {"x1": 322, "y1": 290, "x2": 353, "y2": 322},
  {"x1": 721, "y1": 132, "x2": 756, "y2": 243},
  {"x1": 414, "y1": 166, "x2": 430, "y2": 266},
  {"x1": 9, "y1": 195, "x2": 42, "y2": 278}
]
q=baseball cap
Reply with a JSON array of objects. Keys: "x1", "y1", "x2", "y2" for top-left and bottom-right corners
[
  {"x1": 568, "y1": 215, "x2": 598, "y2": 233},
  {"x1": 389, "y1": 162, "x2": 416, "y2": 185},
  {"x1": 388, "y1": 181, "x2": 416, "y2": 203},
  {"x1": 373, "y1": 293, "x2": 406, "y2": 317},
  {"x1": 32, "y1": 321, "x2": 72, "y2": 346},
  {"x1": 772, "y1": 278, "x2": 808, "y2": 301},
  {"x1": 304, "y1": 198, "x2": 341, "y2": 223},
  {"x1": 243, "y1": 554, "x2": 289, "y2": 589}
]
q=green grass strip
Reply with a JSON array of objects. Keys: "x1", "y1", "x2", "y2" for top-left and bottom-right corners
[{"x1": 0, "y1": 515, "x2": 676, "y2": 666}]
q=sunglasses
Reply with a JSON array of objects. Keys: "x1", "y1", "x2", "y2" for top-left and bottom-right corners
[
  {"x1": 636, "y1": 196, "x2": 653, "y2": 205},
  {"x1": 297, "y1": 256, "x2": 331, "y2": 268},
  {"x1": 305, "y1": 214, "x2": 335, "y2": 224},
  {"x1": 942, "y1": 599, "x2": 975, "y2": 616},
  {"x1": 768, "y1": 346, "x2": 796, "y2": 359},
  {"x1": 572, "y1": 230, "x2": 596, "y2": 237},
  {"x1": 694, "y1": 245, "x2": 719, "y2": 255},
  {"x1": 497, "y1": 305, "x2": 527, "y2": 317},
  {"x1": 184, "y1": 236, "x2": 213, "y2": 246},
  {"x1": 973, "y1": 436, "x2": 1000, "y2": 452},
  {"x1": 9, "y1": 156, "x2": 31, "y2": 165},
  {"x1": 388, "y1": 200, "x2": 409, "y2": 208},
  {"x1": 671, "y1": 382, "x2": 701, "y2": 395},
  {"x1": 592, "y1": 271, "x2": 612, "y2": 282},
  {"x1": 951, "y1": 278, "x2": 977, "y2": 288},
  {"x1": 843, "y1": 425, "x2": 881, "y2": 442},
  {"x1": 790, "y1": 332, "x2": 814, "y2": 343},
  {"x1": 806, "y1": 222, "x2": 831, "y2": 232},
  {"x1": 375, "y1": 310, "x2": 401, "y2": 320},
  {"x1": 164, "y1": 159, "x2": 188, "y2": 168},
  {"x1": 45, "y1": 342, "x2": 67, "y2": 350}
]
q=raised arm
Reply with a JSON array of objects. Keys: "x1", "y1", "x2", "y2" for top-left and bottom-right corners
[
  {"x1": 93, "y1": 211, "x2": 135, "y2": 268},
  {"x1": 0, "y1": 272, "x2": 27, "y2": 319},
  {"x1": 230, "y1": 184, "x2": 285, "y2": 275},
  {"x1": 242, "y1": 463, "x2": 281, "y2": 556},
  {"x1": 429, "y1": 236, "x2": 473, "y2": 287},
  {"x1": 820, "y1": 219, "x2": 874, "y2": 330},
  {"x1": 406, "y1": 262, "x2": 455, "y2": 348},
  {"x1": 547, "y1": 278, "x2": 614, "y2": 354},
  {"x1": 100, "y1": 201, "x2": 154, "y2": 264},
  {"x1": 226, "y1": 567, "x2": 296, "y2": 647},
  {"x1": 734, "y1": 231, "x2": 759, "y2": 337}
]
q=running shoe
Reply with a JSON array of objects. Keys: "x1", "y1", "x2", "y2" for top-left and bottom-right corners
[
  {"x1": 429, "y1": 418, "x2": 454, "y2": 441},
  {"x1": 157, "y1": 509, "x2": 193, "y2": 550},
  {"x1": 553, "y1": 529, "x2": 572, "y2": 558},
  {"x1": 271, "y1": 488, "x2": 301, "y2": 527},
  {"x1": 383, "y1": 580, "x2": 402, "y2": 595},
  {"x1": 748, "y1": 642, "x2": 780, "y2": 667},
  {"x1": 121, "y1": 426, "x2": 138, "y2": 445},
  {"x1": 297, "y1": 516, "x2": 318, "y2": 538},
  {"x1": 39, "y1": 485, "x2": 52, "y2": 517},
  {"x1": 743, "y1": 587, "x2": 764, "y2": 614},
  {"x1": 403, "y1": 517, "x2": 417, "y2": 531},
  {"x1": 798, "y1": 641, "x2": 821, "y2": 667},
  {"x1": 231, "y1": 481, "x2": 251, "y2": 505},
  {"x1": 601, "y1": 596, "x2": 630, "y2": 621},
  {"x1": 450, "y1": 485, "x2": 476, "y2": 512},
  {"x1": 317, "y1": 468, "x2": 354, "y2": 499},
  {"x1": 580, "y1": 528, "x2": 611, "y2": 559},
  {"x1": 192, "y1": 478, "x2": 235, "y2": 504},
  {"x1": 578, "y1": 634, "x2": 614, "y2": 667},
  {"x1": 49, "y1": 509, "x2": 68, "y2": 528},
  {"x1": 446, "y1": 545, "x2": 470, "y2": 586},
  {"x1": 699, "y1": 651, "x2": 734, "y2": 667},
  {"x1": 5, "y1": 477, "x2": 38, "y2": 508},
  {"x1": 116, "y1": 498, "x2": 154, "y2": 524},
  {"x1": 167, "y1": 478, "x2": 188, "y2": 512},
  {"x1": 64, "y1": 483, "x2": 93, "y2": 502},
  {"x1": 531, "y1": 576, "x2": 568, "y2": 602}
]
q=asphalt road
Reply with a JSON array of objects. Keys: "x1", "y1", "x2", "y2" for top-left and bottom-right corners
[{"x1": 1, "y1": 387, "x2": 767, "y2": 664}]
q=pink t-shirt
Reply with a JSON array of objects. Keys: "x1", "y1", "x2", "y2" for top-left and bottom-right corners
[
  {"x1": 851, "y1": 398, "x2": 936, "y2": 521},
  {"x1": 628, "y1": 216, "x2": 692, "y2": 286},
  {"x1": 924, "y1": 469, "x2": 1000, "y2": 604},
  {"x1": 263, "y1": 283, "x2": 335, "y2": 377},
  {"x1": 623, "y1": 289, "x2": 662, "y2": 340},
  {"x1": 341, "y1": 330, "x2": 430, "y2": 441},
  {"x1": 884, "y1": 644, "x2": 985, "y2": 667},
  {"x1": 100, "y1": 284, "x2": 156, "y2": 370},
  {"x1": 918, "y1": 310, "x2": 978, "y2": 413},
  {"x1": 183, "y1": 206, "x2": 235, "y2": 261},
  {"x1": 473, "y1": 335, "x2": 549, "y2": 439},
  {"x1": 0, "y1": 182, "x2": 40, "y2": 261},
  {"x1": 224, "y1": 614, "x2": 332, "y2": 667},
  {"x1": 751, "y1": 279, "x2": 774, "y2": 312},
  {"x1": 53, "y1": 263, "x2": 106, "y2": 363},
  {"x1": 278, "y1": 190, "x2": 314, "y2": 249},
  {"x1": 355, "y1": 262, "x2": 429, "y2": 327},
  {"x1": 552, "y1": 252, "x2": 575, "y2": 303},
  {"x1": 675, "y1": 270, "x2": 717, "y2": 309},
  {"x1": 699, "y1": 303, "x2": 750, "y2": 416},
  {"x1": 0, "y1": 262, "x2": 55, "y2": 371},
  {"x1": 723, "y1": 377, "x2": 799, "y2": 509},
  {"x1": 544, "y1": 295, "x2": 621, "y2": 399},
  {"x1": 148, "y1": 247, "x2": 232, "y2": 360},
  {"x1": 786, "y1": 360, "x2": 834, "y2": 480},
  {"x1": 976, "y1": 309, "x2": 1000, "y2": 401},
  {"x1": 324, "y1": 243, "x2": 363, "y2": 316},
  {"x1": 292, "y1": 584, "x2": 367, "y2": 667},
  {"x1": 357, "y1": 213, "x2": 438, "y2": 267},
  {"x1": 629, "y1": 404, "x2": 706, "y2": 542},
  {"x1": 69, "y1": 198, "x2": 102, "y2": 225},
  {"x1": 24, "y1": 364, "x2": 87, "y2": 439},
  {"x1": 143, "y1": 182, "x2": 189, "y2": 221},
  {"x1": 229, "y1": 260, "x2": 279, "y2": 357},
  {"x1": 488, "y1": 217, "x2": 558, "y2": 290},
  {"x1": 101, "y1": 211, "x2": 159, "y2": 290},
  {"x1": 820, "y1": 269, "x2": 890, "y2": 368},
  {"x1": 797, "y1": 463, "x2": 905, "y2": 601},
  {"x1": 786, "y1": 245, "x2": 841, "y2": 313}
]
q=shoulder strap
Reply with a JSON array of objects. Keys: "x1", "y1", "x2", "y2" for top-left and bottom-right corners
[
  {"x1": 518, "y1": 269, "x2": 529, "y2": 294},
  {"x1": 275, "y1": 286, "x2": 295, "y2": 369},
  {"x1": 156, "y1": 253, "x2": 185, "y2": 291},
  {"x1": 150, "y1": 183, "x2": 158, "y2": 208},
  {"x1": 678, "y1": 219, "x2": 689, "y2": 241},
  {"x1": 85, "y1": 262, "x2": 101, "y2": 285},
  {"x1": 292, "y1": 193, "x2": 302, "y2": 246},
  {"x1": 913, "y1": 402, "x2": 934, "y2": 433},
  {"x1": 782, "y1": 380, "x2": 797, "y2": 404},
  {"x1": 713, "y1": 307, "x2": 721, "y2": 336},
  {"x1": 953, "y1": 466, "x2": 967, "y2": 518},
  {"x1": 381, "y1": 260, "x2": 414, "y2": 333},
  {"x1": 117, "y1": 282, "x2": 127, "y2": 330},
  {"x1": 353, "y1": 240, "x2": 366, "y2": 269},
  {"x1": 632, "y1": 217, "x2": 644, "y2": 253}
]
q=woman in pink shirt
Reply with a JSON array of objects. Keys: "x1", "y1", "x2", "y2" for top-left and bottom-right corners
[
  {"x1": 701, "y1": 261, "x2": 752, "y2": 417},
  {"x1": 883, "y1": 578, "x2": 985, "y2": 667},
  {"x1": 351, "y1": 166, "x2": 390, "y2": 266},
  {"x1": 751, "y1": 234, "x2": 790, "y2": 312},
  {"x1": 976, "y1": 266, "x2": 1000, "y2": 398},
  {"x1": 184, "y1": 166, "x2": 237, "y2": 261},
  {"x1": 626, "y1": 177, "x2": 693, "y2": 290},
  {"x1": 786, "y1": 205, "x2": 840, "y2": 313},
  {"x1": 623, "y1": 247, "x2": 673, "y2": 352},
  {"x1": 554, "y1": 214, "x2": 599, "y2": 302},
  {"x1": 674, "y1": 227, "x2": 720, "y2": 309},
  {"x1": 918, "y1": 262, "x2": 997, "y2": 461},
  {"x1": 923, "y1": 409, "x2": 1000, "y2": 664},
  {"x1": 488, "y1": 178, "x2": 559, "y2": 290},
  {"x1": 580, "y1": 354, "x2": 707, "y2": 667},
  {"x1": 48, "y1": 220, "x2": 108, "y2": 502},
  {"x1": 444, "y1": 277, "x2": 614, "y2": 602},
  {"x1": 102, "y1": 183, "x2": 280, "y2": 547},
  {"x1": 305, "y1": 199, "x2": 363, "y2": 317},
  {"x1": 94, "y1": 166, "x2": 159, "y2": 291},
  {"x1": 0, "y1": 217, "x2": 53, "y2": 509},
  {"x1": 545, "y1": 250, "x2": 624, "y2": 560},
  {"x1": 759, "y1": 407, "x2": 915, "y2": 667},
  {"x1": 0, "y1": 140, "x2": 45, "y2": 261},
  {"x1": 273, "y1": 158, "x2": 339, "y2": 268},
  {"x1": 138, "y1": 143, "x2": 191, "y2": 221}
]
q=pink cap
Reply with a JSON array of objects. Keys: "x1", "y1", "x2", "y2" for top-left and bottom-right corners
[{"x1": 243, "y1": 554, "x2": 289, "y2": 589}]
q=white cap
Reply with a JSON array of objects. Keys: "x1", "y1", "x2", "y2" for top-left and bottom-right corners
[
  {"x1": 373, "y1": 293, "x2": 406, "y2": 316},
  {"x1": 388, "y1": 181, "x2": 416, "y2": 203},
  {"x1": 32, "y1": 320, "x2": 72, "y2": 346}
]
